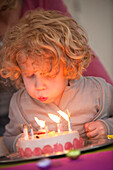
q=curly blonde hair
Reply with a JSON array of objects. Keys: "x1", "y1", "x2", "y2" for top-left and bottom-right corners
[{"x1": 0, "y1": 9, "x2": 93, "y2": 88}]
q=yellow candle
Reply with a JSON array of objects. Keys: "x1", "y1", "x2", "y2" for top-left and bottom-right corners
[
  {"x1": 48, "y1": 113, "x2": 62, "y2": 134},
  {"x1": 67, "y1": 109, "x2": 72, "y2": 132},
  {"x1": 23, "y1": 123, "x2": 29, "y2": 140},
  {"x1": 57, "y1": 109, "x2": 72, "y2": 132}
]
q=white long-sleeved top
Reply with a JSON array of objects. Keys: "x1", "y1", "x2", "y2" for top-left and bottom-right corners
[{"x1": 3, "y1": 76, "x2": 113, "y2": 153}]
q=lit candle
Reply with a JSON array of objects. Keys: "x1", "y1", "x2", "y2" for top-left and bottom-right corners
[
  {"x1": 45, "y1": 121, "x2": 48, "y2": 137},
  {"x1": 57, "y1": 120, "x2": 63, "y2": 134},
  {"x1": 34, "y1": 117, "x2": 48, "y2": 136},
  {"x1": 48, "y1": 113, "x2": 63, "y2": 134},
  {"x1": 67, "y1": 109, "x2": 72, "y2": 132},
  {"x1": 57, "y1": 110, "x2": 72, "y2": 132},
  {"x1": 23, "y1": 123, "x2": 29, "y2": 140},
  {"x1": 29, "y1": 124, "x2": 34, "y2": 139}
]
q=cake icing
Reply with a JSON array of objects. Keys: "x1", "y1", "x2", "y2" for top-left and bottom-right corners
[{"x1": 18, "y1": 131, "x2": 84, "y2": 158}]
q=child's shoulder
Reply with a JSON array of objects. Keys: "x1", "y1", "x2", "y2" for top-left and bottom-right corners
[
  {"x1": 84, "y1": 76, "x2": 107, "y2": 85},
  {"x1": 72, "y1": 76, "x2": 108, "y2": 86},
  {"x1": 10, "y1": 88, "x2": 28, "y2": 104},
  {"x1": 72, "y1": 76, "x2": 111, "y2": 91},
  {"x1": 82, "y1": 76, "x2": 112, "y2": 92}
]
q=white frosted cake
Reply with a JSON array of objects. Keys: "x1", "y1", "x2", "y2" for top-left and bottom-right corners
[{"x1": 18, "y1": 131, "x2": 84, "y2": 158}]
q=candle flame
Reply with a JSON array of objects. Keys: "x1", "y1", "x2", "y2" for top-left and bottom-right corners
[
  {"x1": 34, "y1": 117, "x2": 45, "y2": 128},
  {"x1": 48, "y1": 113, "x2": 60, "y2": 123},
  {"x1": 57, "y1": 110, "x2": 69, "y2": 121}
]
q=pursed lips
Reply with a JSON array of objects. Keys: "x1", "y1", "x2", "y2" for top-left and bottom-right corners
[{"x1": 38, "y1": 96, "x2": 48, "y2": 102}]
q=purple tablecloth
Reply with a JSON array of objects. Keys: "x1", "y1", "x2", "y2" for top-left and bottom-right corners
[{"x1": 1, "y1": 150, "x2": 113, "y2": 170}]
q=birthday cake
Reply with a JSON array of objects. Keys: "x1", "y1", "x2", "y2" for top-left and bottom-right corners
[{"x1": 18, "y1": 131, "x2": 84, "y2": 158}]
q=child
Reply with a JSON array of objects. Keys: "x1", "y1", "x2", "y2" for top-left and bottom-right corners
[{"x1": 0, "y1": 9, "x2": 113, "y2": 153}]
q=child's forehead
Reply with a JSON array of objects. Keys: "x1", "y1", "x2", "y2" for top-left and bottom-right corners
[
  {"x1": 19, "y1": 58, "x2": 48, "y2": 70},
  {"x1": 18, "y1": 56, "x2": 59, "y2": 74}
]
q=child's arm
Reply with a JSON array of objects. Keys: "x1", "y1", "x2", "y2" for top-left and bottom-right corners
[
  {"x1": 3, "y1": 126, "x2": 23, "y2": 153},
  {"x1": 3, "y1": 94, "x2": 24, "y2": 153},
  {"x1": 84, "y1": 80, "x2": 113, "y2": 139}
]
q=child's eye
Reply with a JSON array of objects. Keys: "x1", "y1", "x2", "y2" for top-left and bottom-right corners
[
  {"x1": 44, "y1": 74, "x2": 56, "y2": 79},
  {"x1": 23, "y1": 73, "x2": 34, "y2": 78},
  {"x1": 27, "y1": 74, "x2": 34, "y2": 78}
]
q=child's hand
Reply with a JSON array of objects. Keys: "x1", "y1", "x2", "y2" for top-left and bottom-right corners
[{"x1": 84, "y1": 120, "x2": 108, "y2": 139}]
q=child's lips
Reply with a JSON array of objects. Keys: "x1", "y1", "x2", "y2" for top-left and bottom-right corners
[{"x1": 38, "y1": 96, "x2": 48, "y2": 102}]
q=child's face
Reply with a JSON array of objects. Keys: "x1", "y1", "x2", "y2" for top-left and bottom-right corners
[{"x1": 19, "y1": 58, "x2": 68, "y2": 106}]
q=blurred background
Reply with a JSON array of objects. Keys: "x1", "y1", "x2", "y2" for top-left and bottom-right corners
[{"x1": 63, "y1": 0, "x2": 113, "y2": 80}]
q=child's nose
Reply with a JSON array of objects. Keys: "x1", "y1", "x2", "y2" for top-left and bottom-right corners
[{"x1": 35, "y1": 76, "x2": 47, "y2": 90}]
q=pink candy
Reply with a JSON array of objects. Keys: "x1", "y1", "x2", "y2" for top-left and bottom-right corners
[
  {"x1": 24, "y1": 147, "x2": 32, "y2": 157},
  {"x1": 42, "y1": 145, "x2": 53, "y2": 154},
  {"x1": 33, "y1": 147, "x2": 42, "y2": 156},
  {"x1": 65, "y1": 142, "x2": 73, "y2": 150},
  {"x1": 53, "y1": 143, "x2": 63, "y2": 152}
]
